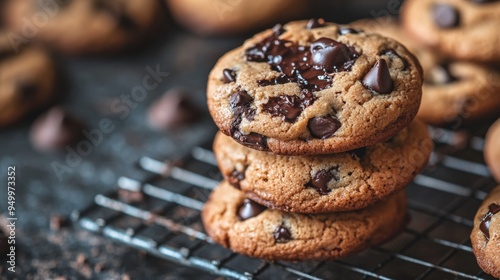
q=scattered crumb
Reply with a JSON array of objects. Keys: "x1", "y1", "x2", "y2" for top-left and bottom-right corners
[
  {"x1": 50, "y1": 215, "x2": 69, "y2": 231},
  {"x1": 118, "y1": 190, "x2": 144, "y2": 204}
]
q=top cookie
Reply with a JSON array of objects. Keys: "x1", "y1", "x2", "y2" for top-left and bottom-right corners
[
  {"x1": 207, "y1": 20, "x2": 423, "y2": 155},
  {"x1": 2, "y1": 0, "x2": 165, "y2": 55},
  {"x1": 402, "y1": 0, "x2": 500, "y2": 63}
]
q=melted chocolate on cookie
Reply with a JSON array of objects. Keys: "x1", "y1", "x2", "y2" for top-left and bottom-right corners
[
  {"x1": 245, "y1": 25, "x2": 359, "y2": 93},
  {"x1": 237, "y1": 198, "x2": 266, "y2": 221},
  {"x1": 480, "y1": 203, "x2": 500, "y2": 240}
]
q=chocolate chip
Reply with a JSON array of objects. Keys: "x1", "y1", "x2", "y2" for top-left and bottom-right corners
[
  {"x1": 274, "y1": 226, "x2": 292, "y2": 243},
  {"x1": 306, "y1": 168, "x2": 338, "y2": 195},
  {"x1": 229, "y1": 91, "x2": 253, "y2": 108},
  {"x1": 231, "y1": 128, "x2": 268, "y2": 151},
  {"x1": 30, "y1": 107, "x2": 86, "y2": 152},
  {"x1": 310, "y1": 38, "x2": 354, "y2": 73},
  {"x1": 428, "y1": 64, "x2": 458, "y2": 85},
  {"x1": 262, "y1": 91, "x2": 315, "y2": 122},
  {"x1": 237, "y1": 198, "x2": 266, "y2": 221},
  {"x1": 339, "y1": 27, "x2": 360, "y2": 35},
  {"x1": 349, "y1": 147, "x2": 367, "y2": 160},
  {"x1": 362, "y1": 59, "x2": 394, "y2": 94},
  {"x1": 480, "y1": 203, "x2": 500, "y2": 240},
  {"x1": 308, "y1": 116, "x2": 341, "y2": 139},
  {"x1": 222, "y1": 69, "x2": 237, "y2": 83},
  {"x1": 257, "y1": 75, "x2": 290, "y2": 87},
  {"x1": 228, "y1": 169, "x2": 245, "y2": 189},
  {"x1": 433, "y1": 4, "x2": 460, "y2": 29},
  {"x1": 306, "y1": 18, "x2": 325, "y2": 29},
  {"x1": 147, "y1": 89, "x2": 200, "y2": 131}
]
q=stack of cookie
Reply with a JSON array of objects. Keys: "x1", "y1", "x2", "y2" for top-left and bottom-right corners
[{"x1": 202, "y1": 20, "x2": 432, "y2": 261}]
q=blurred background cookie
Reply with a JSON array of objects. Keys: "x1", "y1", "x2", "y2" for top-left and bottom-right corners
[
  {"x1": 0, "y1": 34, "x2": 57, "y2": 128},
  {"x1": 353, "y1": 17, "x2": 500, "y2": 127},
  {"x1": 2, "y1": 0, "x2": 167, "y2": 55},
  {"x1": 485, "y1": 119, "x2": 500, "y2": 183},
  {"x1": 471, "y1": 185, "x2": 500, "y2": 279},
  {"x1": 165, "y1": 0, "x2": 307, "y2": 36},
  {"x1": 401, "y1": 0, "x2": 500, "y2": 63}
]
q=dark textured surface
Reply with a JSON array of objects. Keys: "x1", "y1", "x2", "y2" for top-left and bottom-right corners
[{"x1": 0, "y1": 1, "x2": 408, "y2": 279}]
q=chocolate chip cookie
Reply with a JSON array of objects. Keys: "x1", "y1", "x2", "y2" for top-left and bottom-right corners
[
  {"x1": 0, "y1": 34, "x2": 57, "y2": 128},
  {"x1": 471, "y1": 185, "x2": 500, "y2": 278},
  {"x1": 352, "y1": 17, "x2": 500, "y2": 127},
  {"x1": 3, "y1": 0, "x2": 165, "y2": 55},
  {"x1": 202, "y1": 181, "x2": 408, "y2": 261},
  {"x1": 207, "y1": 20, "x2": 423, "y2": 155},
  {"x1": 485, "y1": 119, "x2": 500, "y2": 182},
  {"x1": 166, "y1": 0, "x2": 306, "y2": 36},
  {"x1": 213, "y1": 119, "x2": 431, "y2": 213},
  {"x1": 402, "y1": 0, "x2": 500, "y2": 63}
]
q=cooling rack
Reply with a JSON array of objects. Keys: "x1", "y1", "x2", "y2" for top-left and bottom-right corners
[{"x1": 72, "y1": 127, "x2": 497, "y2": 280}]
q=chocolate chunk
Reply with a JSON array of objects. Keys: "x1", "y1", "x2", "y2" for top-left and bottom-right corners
[
  {"x1": 262, "y1": 91, "x2": 315, "y2": 122},
  {"x1": 480, "y1": 203, "x2": 500, "y2": 240},
  {"x1": 310, "y1": 38, "x2": 353, "y2": 73},
  {"x1": 433, "y1": 4, "x2": 460, "y2": 29},
  {"x1": 362, "y1": 59, "x2": 394, "y2": 94},
  {"x1": 308, "y1": 116, "x2": 341, "y2": 139},
  {"x1": 428, "y1": 64, "x2": 458, "y2": 85},
  {"x1": 30, "y1": 107, "x2": 86, "y2": 152},
  {"x1": 237, "y1": 198, "x2": 266, "y2": 221},
  {"x1": 306, "y1": 18, "x2": 325, "y2": 29},
  {"x1": 147, "y1": 89, "x2": 200, "y2": 131},
  {"x1": 257, "y1": 75, "x2": 290, "y2": 87},
  {"x1": 349, "y1": 147, "x2": 367, "y2": 160},
  {"x1": 229, "y1": 91, "x2": 253, "y2": 108},
  {"x1": 339, "y1": 27, "x2": 360, "y2": 35},
  {"x1": 245, "y1": 30, "x2": 358, "y2": 93},
  {"x1": 306, "y1": 168, "x2": 338, "y2": 195},
  {"x1": 222, "y1": 69, "x2": 237, "y2": 83},
  {"x1": 231, "y1": 128, "x2": 268, "y2": 151},
  {"x1": 228, "y1": 169, "x2": 245, "y2": 189},
  {"x1": 0, "y1": 47, "x2": 15, "y2": 61},
  {"x1": 274, "y1": 226, "x2": 292, "y2": 243}
]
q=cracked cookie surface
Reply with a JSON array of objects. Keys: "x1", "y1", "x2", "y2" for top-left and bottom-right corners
[
  {"x1": 202, "y1": 181, "x2": 408, "y2": 261},
  {"x1": 207, "y1": 20, "x2": 423, "y2": 155},
  {"x1": 485, "y1": 120, "x2": 500, "y2": 183},
  {"x1": 213, "y1": 119, "x2": 432, "y2": 213}
]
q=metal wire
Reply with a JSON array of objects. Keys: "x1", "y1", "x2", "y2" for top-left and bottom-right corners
[{"x1": 72, "y1": 129, "x2": 497, "y2": 280}]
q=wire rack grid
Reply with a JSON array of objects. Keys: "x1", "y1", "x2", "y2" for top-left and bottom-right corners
[{"x1": 72, "y1": 127, "x2": 498, "y2": 280}]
